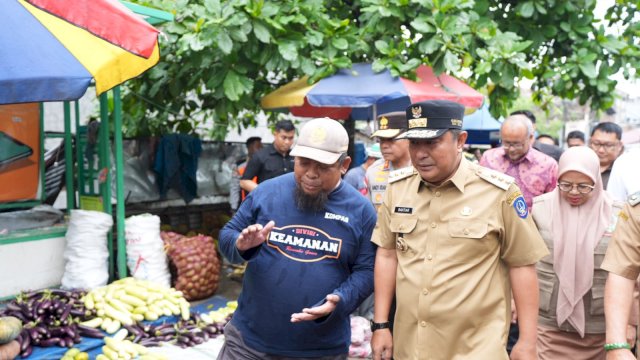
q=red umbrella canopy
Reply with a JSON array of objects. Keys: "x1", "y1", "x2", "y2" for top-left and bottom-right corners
[{"x1": 261, "y1": 63, "x2": 483, "y2": 120}]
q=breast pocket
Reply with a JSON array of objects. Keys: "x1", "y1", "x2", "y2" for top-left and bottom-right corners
[
  {"x1": 445, "y1": 219, "x2": 492, "y2": 263},
  {"x1": 389, "y1": 216, "x2": 420, "y2": 264}
]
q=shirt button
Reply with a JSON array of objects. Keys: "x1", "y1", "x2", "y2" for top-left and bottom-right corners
[
  {"x1": 427, "y1": 254, "x2": 433, "y2": 261},
  {"x1": 399, "y1": 225, "x2": 405, "y2": 231},
  {"x1": 434, "y1": 191, "x2": 441, "y2": 197},
  {"x1": 422, "y1": 289, "x2": 429, "y2": 295},
  {"x1": 463, "y1": 228, "x2": 470, "y2": 235},
  {"x1": 430, "y1": 222, "x2": 436, "y2": 228},
  {"x1": 421, "y1": 321, "x2": 427, "y2": 327}
]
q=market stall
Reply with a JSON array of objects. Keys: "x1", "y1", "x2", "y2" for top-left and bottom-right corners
[{"x1": 0, "y1": 0, "x2": 170, "y2": 297}]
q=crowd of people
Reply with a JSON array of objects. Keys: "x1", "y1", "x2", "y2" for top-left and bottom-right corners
[{"x1": 218, "y1": 100, "x2": 640, "y2": 360}]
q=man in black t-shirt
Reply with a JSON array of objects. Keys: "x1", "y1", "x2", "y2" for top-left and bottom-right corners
[{"x1": 240, "y1": 120, "x2": 296, "y2": 193}]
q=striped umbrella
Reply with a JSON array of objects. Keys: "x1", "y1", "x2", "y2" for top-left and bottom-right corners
[
  {"x1": 261, "y1": 63, "x2": 484, "y2": 120},
  {"x1": 0, "y1": 0, "x2": 160, "y2": 104}
]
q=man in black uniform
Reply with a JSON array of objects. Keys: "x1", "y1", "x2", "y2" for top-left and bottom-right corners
[{"x1": 240, "y1": 120, "x2": 296, "y2": 193}]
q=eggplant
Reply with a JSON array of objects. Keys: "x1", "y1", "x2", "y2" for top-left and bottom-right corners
[
  {"x1": 155, "y1": 327, "x2": 176, "y2": 337},
  {"x1": 20, "y1": 331, "x2": 31, "y2": 353},
  {"x1": 38, "y1": 337, "x2": 61, "y2": 347},
  {"x1": 20, "y1": 345, "x2": 33, "y2": 358},
  {"x1": 123, "y1": 324, "x2": 143, "y2": 338},
  {"x1": 139, "y1": 339, "x2": 161, "y2": 347},
  {"x1": 200, "y1": 331, "x2": 210, "y2": 342},
  {"x1": 6, "y1": 303, "x2": 22, "y2": 312},
  {"x1": 133, "y1": 333, "x2": 143, "y2": 343},
  {"x1": 77, "y1": 324, "x2": 105, "y2": 339}
]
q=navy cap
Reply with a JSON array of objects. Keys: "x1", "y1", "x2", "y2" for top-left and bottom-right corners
[
  {"x1": 396, "y1": 100, "x2": 465, "y2": 139},
  {"x1": 371, "y1": 111, "x2": 406, "y2": 139}
]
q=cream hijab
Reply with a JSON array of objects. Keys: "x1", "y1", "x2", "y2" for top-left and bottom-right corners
[{"x1": 552, "y1": 146, "x2": 613, "y2": 337}]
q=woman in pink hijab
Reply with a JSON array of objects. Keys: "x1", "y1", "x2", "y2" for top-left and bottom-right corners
[{"x1": 532, "y1": 146, "x2": 635, "y2": 359}]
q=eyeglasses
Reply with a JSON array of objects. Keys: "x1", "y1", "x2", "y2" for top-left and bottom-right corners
[
  {"x1": 557, "y1": 182, "x2": 595, "y2": 194},
  {"x1": 589, "y1": 141, "x2": 620, "y2": 151},
  {"x1": 502, "y1": 141, "x2": 527, "y2": 150}
]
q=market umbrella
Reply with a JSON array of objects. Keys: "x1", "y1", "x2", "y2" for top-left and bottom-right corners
[
  {"x1": 0, "y1": 0, "x2": 160, "y2": 104},
  {"x1": 261, "y1": 63, "x2": 484, "y2": 120},
  {"x1": 462, "y1": 102, "x2": 503, "y2": 145}
]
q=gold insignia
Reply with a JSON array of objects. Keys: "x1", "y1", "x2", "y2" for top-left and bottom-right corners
[
  {"x1": 379, "y1": 116, "x2": 389, "y2": 130},
  {"x1": 408, "y1": 118, "x2": 427, "y2": 129},
  {"x1": 396, "y1": 237, "x2": 408, "y2": 252},
  {"x1": 451, "y1": 119, "x2": 463, "y2": 127},
  {"x1": 476, "y1": 168, "x2": 514, "y2": 190},
  {"x1": 506, "y1": 190, "x2": 523, "y2": 205},
  {"x1": 411, "y1": 106, "x2": 422, "y2": 118},
  {"x1": 309, "y1": 127, "x2": 326, "y2": 145},
  {"x1": 388, "y1": 166, "x2": 415, "y2": 183},
  {"x1": 619, "y1": 211, "x2": 629, "y2": 222}
]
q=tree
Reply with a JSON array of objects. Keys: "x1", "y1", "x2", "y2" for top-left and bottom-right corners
[{"x1": 122, "y1": 0, "x2": 639, "y2": 139}]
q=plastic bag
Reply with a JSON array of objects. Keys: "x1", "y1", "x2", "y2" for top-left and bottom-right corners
[
  {"x1": 125, "y1": 214, "x2": 171, "y2": 287},
  {"x1": 61, "y1": 210, "x2": 112, "y2": 290}
]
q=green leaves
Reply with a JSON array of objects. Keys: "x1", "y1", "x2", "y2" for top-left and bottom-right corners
[
  {"x1": 223, "y1": 70, "x2": 253, "y2": 101},
  {"x1": 120, "y1": 0, "x2": 640, "y2": 140},
  {"x1": 253, "y1": 21, "x2": 271, "y2": 43},
  {"x1": 216, "y1": 31, "x2": 233, "y2": 54},
  {"x1": 519, "y1": 2, "x2": 535, "y2": 18}
]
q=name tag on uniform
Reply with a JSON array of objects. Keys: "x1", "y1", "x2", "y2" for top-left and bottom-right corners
[{"x1": 394, "y1": 206, "x2": 413, "y2": 214}]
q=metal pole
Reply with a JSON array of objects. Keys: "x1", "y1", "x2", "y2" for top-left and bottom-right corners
[
  {"x1": 63, "y1": 102, "x2": 74, "y2": 212},
  {"x1": 99, "y1": 93, "x2": 114, "y2": 280},
  {"x1": 113, "y1": 86, "x2": 127, "y2": 279}
]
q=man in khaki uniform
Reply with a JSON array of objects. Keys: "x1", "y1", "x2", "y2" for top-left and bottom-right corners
[
  {"x1": 366, "y1": 111, "x2": 411, "y2": 209},
  {"x1": 370, "y1": 100, "x2": 549, "y2": 360},
  {"x1": 602, "y1": 191, "x2": 640, "y2": 360}
]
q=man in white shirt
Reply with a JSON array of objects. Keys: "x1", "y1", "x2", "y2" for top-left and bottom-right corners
[{"x1": 607, "y1": 148, "x2": 640, "y2": 202}]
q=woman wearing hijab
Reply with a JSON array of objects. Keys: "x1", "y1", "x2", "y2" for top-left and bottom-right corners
[{"x1": 532, "y1": 146, "x2": 635, "y2": 359}]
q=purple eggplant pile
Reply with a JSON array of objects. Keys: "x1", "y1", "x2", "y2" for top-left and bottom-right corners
[
  {"x1": 122, "y1": 316, "x2": 230, "y2": 349},
  {"x1": 0, "y1": 289, "x2": 102, "y2": 358}
]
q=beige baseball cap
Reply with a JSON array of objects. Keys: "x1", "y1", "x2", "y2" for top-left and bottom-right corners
[{"x1": 289, "y1": 118, "x2": 349, "y2": 164}]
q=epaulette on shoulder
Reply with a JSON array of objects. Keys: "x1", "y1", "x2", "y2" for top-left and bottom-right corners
[
  {"x1": 476, "y1": 167, "x2": 514, "y2": 191},
  {"x1": 388, "y1": 166, "x2": 416, "y2": 184},
  {"x1": 628, "y1": 191, "x2": 640, "y2": 207}
]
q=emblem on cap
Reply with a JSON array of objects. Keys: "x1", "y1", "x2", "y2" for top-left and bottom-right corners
[
  {"x1": 379, "y1": 116, "x2": 389, "y2": 130},
  {"x1": 408, "y1": 118, "x2": 427, "y2": 129},
  {"x1": 309, "y1": 127, "x2": 327, "y2": 145},
  {"x1": 411, "y1": 106, "x2": 422, "y2": 118},
  {"x1": 451, "y1": 119, "x2": 462, "y2": 127}
]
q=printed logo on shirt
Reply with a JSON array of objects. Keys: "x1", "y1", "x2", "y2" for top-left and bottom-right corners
[
  {"x1": 267, "y1": 225, "x2": 342, "y2": 262},
  {"x1": 512, "y1": 196, "x2": 528, "y2": 219},
  {"x1": 394, "y1": 206, "x2": 413, "y2": 214},
  {"x1": 324, "y1": 212, "x2": 349, "y2": 223}
]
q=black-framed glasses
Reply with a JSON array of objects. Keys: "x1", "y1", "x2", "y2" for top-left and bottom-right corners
[
  {"x1": 589, "y1": 141, "x2": 620, "y2": 151},
  {"x1": 557, "y1": 182, "x2": 595, "y2": 194}
]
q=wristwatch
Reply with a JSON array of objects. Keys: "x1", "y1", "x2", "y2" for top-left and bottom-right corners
[{"x1": 370, "y1": 320, "x2": 391, "y2": 332}]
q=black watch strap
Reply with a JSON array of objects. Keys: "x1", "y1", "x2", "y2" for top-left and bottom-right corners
[{"x1": 370, "y1": 320, "x2": 391, "y2": 331}]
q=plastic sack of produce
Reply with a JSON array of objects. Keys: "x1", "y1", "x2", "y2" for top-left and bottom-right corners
[
  {"x1": 125, "y1": 214, "x2": 171, "y2": 287},
  {"x1": 162, "y1": 232, "x2": 221, "y2": 301},
  {"x1": 61, "y1": 210, "x2": 112, "y2": 290},
  {"x1": 349, "y1": 316, "x2": 372, "y2": 358}
]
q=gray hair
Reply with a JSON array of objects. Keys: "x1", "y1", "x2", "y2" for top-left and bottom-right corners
[{"x1": 502, "y1": 115, "x2": 534, "y2": 137}]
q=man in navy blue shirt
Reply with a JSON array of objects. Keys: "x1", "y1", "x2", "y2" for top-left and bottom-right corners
[{"x1": 218, "y1": 118, "x2": 377, "y2": 359}]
